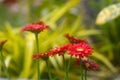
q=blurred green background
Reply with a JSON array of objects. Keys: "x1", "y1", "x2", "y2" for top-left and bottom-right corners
[{"x1": 0, "y1": 0, "x2": 120, "y2": 80}]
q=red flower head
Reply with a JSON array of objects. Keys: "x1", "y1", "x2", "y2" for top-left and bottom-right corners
[
  {"x1": 65, "y1": 34, "x2": 87, "y2": 44},
  {"x1": 48, "y1": 44, "x2": 70, "y2": 56},
  {"x1": 79, "y1": 59, "x2": 99, "y2": 71},
  {"x1": 33, "y1": 53, "x2": 48, "y2": 60},
  {"x1": 0, "y1": 39, "x2": 7, "y2": 51},
  {"x1": 21, "y1": 21, "x2": 49, "y2": 34},
  {"x1": 67, "y1": 42, "x2": 92, "y2": 58}
]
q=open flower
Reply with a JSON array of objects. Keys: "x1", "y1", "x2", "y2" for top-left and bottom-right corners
[
  {"x1": 33, "y1": 53, "x2": 48, "y2": 60},
  {"x1": 67, "y1": 42, "x2": 92, "y2": 58},
  {"x1": 48, "y1": 44, "x2": 70, "y2": 56},
  {"x1": 65, "y1": 34, "x2": 87, "y2": 44},
  {"x1": 21, "y1": 21, "x2": 49, "y2": 33}
]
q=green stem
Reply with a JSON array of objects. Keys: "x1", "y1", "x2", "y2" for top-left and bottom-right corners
[
  {"x1": 66, "y1": 56, "x2": 72, "y2": 79},
  {"x1": 85, "y1": 70, "x2": 87, "y2": 80},
  {"x1": 80, "y1": 59, "x2": 84, "y2": 80},
  {"x1": 46, "y1": 60, "x2": 52, "y2": 80},
  {"x1": 35, "y1": 33, "x2": 40, "y2": 80},
  {"x1": 0, "y1": 50, "x2": 10, "y2": 80},
  {"x1": 62, "y1": 55, "x2": 68, "y2": 80}
]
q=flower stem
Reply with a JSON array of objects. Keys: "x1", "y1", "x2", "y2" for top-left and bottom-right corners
[
  {"x1": 80, "y1": 59, "x2": 84, "y2": 80},
  {"x1": 46, "y1": 60, "x2": 52, "y2": 80},
  {"x1": 85, "y1": 70, "x2": 87, "y2": 80},
  {"x1": 35, "y1": 33, "x2": 40, "y2": 80},
  {"x1": 66, "y1": 56, "x2": 72, "y2": 80},
  {"x1": 62, "y1": 55, "x2": 69, "y2": 80},
  {"x1": 0, "y1": 50, "x2": 10, "y2": 80}
]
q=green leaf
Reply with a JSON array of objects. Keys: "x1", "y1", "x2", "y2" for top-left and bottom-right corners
[
  {"x1": 41, "y1": 0, "x2": 79, "y2": 29},
  {"x1": 77, "y1": 29, "x2": 101, "y2": 36},
  {"x1": 93, "y1": 51, "x2": 117, "y2": 73},
  {"x1": 96, "y1": 3, "x2": 120, "y2": 25}
]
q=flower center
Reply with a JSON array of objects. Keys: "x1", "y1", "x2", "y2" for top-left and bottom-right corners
[
  {"x1": 85, "y1": 63, "x2": 90, "y2": 68},
  {"x1": 77, "y1": 48, "x2": 84, "y2": 51}
]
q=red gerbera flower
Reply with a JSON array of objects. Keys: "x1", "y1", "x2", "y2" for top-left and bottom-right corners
[
  {"x1": 48, "y1": 44, "x2": 71, "y2": 56},
  {"x1": 76, "y1": 59, "x2": 99, "y2": 71},
  {"x1": 65, "y1": 34, "x2": 87, "y2": 44},
  {"x1": 21, "y1": 21, "x2": 49, "y2": 33},
  {"x1": 33, "y1": 53, "x2": 48, "y2": 60},
  {"x1": 67, "y1": 42, "x2": 92, "y2": 58}
]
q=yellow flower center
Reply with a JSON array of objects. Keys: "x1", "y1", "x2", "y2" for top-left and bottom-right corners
[
  {"x1": 77, "y1": 48, "x2": 84, "y2": 51},
  {"x1": 85, "y1": 63, "x2": 90, "y2": 67}
]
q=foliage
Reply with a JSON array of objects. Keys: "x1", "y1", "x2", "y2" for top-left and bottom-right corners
[
  {"x1": 95, "y1": 2, "x2": 120, "y2": 66},
  {"x1": 0, "y1": 0, "x2": 119, "y2": 79}
]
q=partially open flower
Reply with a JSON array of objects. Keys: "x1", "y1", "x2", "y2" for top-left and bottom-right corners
[
  {"x1": 76, "y1": 59, "x2": 99, "y2": 71},
  {"x1": 21, "y1": 21, "x2": 49, "y2": 34},
  {"x1": 48, "y1": 44, "x2": 71, "y2": 56},
  {"x1": 67, "y1": 42, "x2": 92, "y2": 58},
  {"x1": 65, "y1": 34, "x2": 87, "y2": 44},
  {"x1": 82, "y1": 59, "x2": 99, "y2": 71},
  {"x1": 33, "y1": 53, "x2": 48, "y2": 60},
  {"x1": 0, "y1": 39, "x2": 7, "y2": 51}
]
